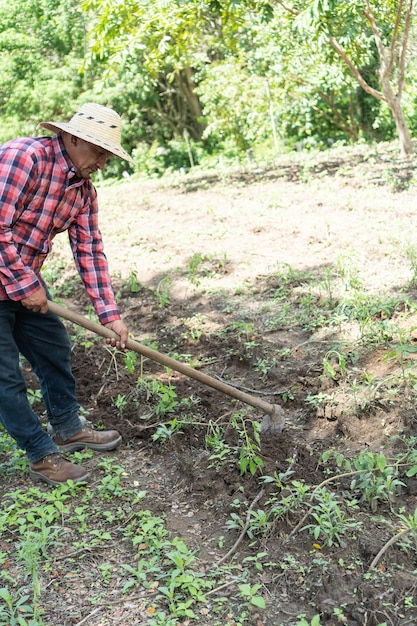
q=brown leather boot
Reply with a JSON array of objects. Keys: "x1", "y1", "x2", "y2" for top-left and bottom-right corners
[
  {"x1": 53, "y1": 426, "x2": 122, "y2": 453},
  {"x1": 30, "y1": 453, "x2": 88, "y2": 486}
]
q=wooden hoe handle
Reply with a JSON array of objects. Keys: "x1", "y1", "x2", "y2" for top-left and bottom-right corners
[{"x1": 47, "y1": 301, "x2": 286, "y2": 433}]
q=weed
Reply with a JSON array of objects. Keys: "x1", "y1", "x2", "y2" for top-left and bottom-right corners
[
  {"x1": 155, "y1": 276, "x2": 172, "y2": 307},
  {"x1": 237, "y1": 583, "x2": 265, "y2": 609},
  {"x1": 253, "y1": 356, "x2": 277, "y2": 380},
  {"x1": 152, "y1": 417, "x2": 184, "y2": 443},
  {"x1": 186, "y1": 252, "x2": 209, "y2": 286},
  {"x1": 112, "y1": 393, "x2": 128, "y2": 416},
  {"x1": 322, "y1": 349, "x2": 347, "y2": 381},
  {"x1": 349, "y1": 451, "x2": 405, "y2": 512},
  {"x1": 0, "y1": 586, "x2": 39, "y2": 626},
  {"x1": 123, "y1": 350, "x2": 138, "y2": 374},
  {"x1": 125, "y1": 269, "x2": 141, "y2": 293},
  {"x1": 305, "y1": 392, "x2": 335, "y2": 410},
  {"x1": 295, "y1": 615, "x2": 322, "y2": 626},
  {"x1": 206, "y1": 423, "x2": 235, "y2": 470},
  {"x1": 226, "y1": 505, "x2": 269, "y2": 539},
  {"x1": 405, "y1": 243, "x2": 417, "y2": 287},
  {"x1": 232, "y1": 413, "x2": 264, "y2": 476},
  {"x1": 97, "y1": 458, "x2": 127, "y2": 500},
  {"x1": 182, "y1": 313, "x2": 208, "y2": 342},
  {"x1": 396, "y1": 507, "x2": 417, "y2": 554},
  {"x1": 136, "y1": 377, "x2": 179, "y2": 416},
  {"x1": 186, "y1": 252, "x2": 228, "y2": 286},
  {"x1": 27, "y1": 388, "x2": 43, "y2": 408},
  {"x1": 301, "y1": 489, "x2": 361, "y2": 547}
]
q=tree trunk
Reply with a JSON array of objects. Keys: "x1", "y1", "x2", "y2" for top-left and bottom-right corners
[
  {"x1": 380, "y1": 74, "x2": 414, "y2": 157},
  {"x1": 174, "y1": 68, "x2": 205, "y2": 141}
]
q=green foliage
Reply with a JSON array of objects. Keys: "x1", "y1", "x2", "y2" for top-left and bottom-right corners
[
  {"x1": 0, "y1": 0, "x2": 414, "y2": 173},
  {"x1": 0, "y1": 0, "x2": 86, "y2": 139}
]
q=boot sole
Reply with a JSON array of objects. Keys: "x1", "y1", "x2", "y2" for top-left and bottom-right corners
[
  {"x1": 56, "y1": 435, "x2": 122, "y2": 453},
  {"x1": 29, "y1": 469, "x2": 89, "y2": 486}
]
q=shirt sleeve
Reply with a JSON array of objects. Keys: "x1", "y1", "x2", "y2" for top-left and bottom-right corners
[
  {"x1": 0, "y1": 148, "x2": 43, "y2": 300},
  {"x1": 68, "y1": 184, "x2": 121, "y2": 325}
]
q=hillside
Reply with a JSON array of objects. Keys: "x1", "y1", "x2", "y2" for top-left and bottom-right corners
[{"x1": 2, "y1": 142, "x2": 417, "y2": 626}]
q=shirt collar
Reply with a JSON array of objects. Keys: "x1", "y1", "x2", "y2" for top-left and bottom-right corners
[{"x1": 52, "y1": 134, "x2": 84, "y2": 187}]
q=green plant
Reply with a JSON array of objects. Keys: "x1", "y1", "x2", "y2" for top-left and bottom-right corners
[
  {"x1": 152, "y1": 418, "x2": 184, "y2": 443},
  {"x1": 186, "y1": 252, "x2": 209, "y2": 286},
  {"x1": 350, "y1": 451, "x2": 405, "y2": 512},
  {"x1": 112, "y1": 393, "x2": 128, "y2": 415},
  {"x1": 295, "y1": 615, "x2": 322, "y2": 626},
  {"x1": 405, "y1": 243, "x2": 417, "y2": 287},
  {"x1": 206, "y1": 423, "x2": 235, "y2": 470},
  {"x1": 302, "y1": 489, "x2": 361, "y2": 547},
  {"x1": 226, "y1": 505, "x2": 269, "y2": 539},
  {"x1": 125, "y1": 269, "x2": 141, "y2": 293},
  {"x1": 0, "y1": 587, "x2": 39, "y2": 626},
  {"x1": 159, "y1": 538, "x2": 208, "y2": 618},
  {"x1": 97, "y1": 458, "x2": 126, "y2": 500},
  {"x1": 396, "y1": 506, "x2": 417, "y2": 554},
  {"x1": 27, "y1": 388, "x2": 43, "y2": 408},
  {"x1": 123, "y1": 350, "x2": 137, "y2": 375},
  {"x1": 98, "y1": 562, "x2": 114, "y2": 585},
  {"x1": 182, "y1": 313, "x2": 208, "y2": 342},
  {"x1": 237, "y1": 583, "x2": 265, "y2": 609},
  {"x1": 155, "y1": 276, "x2": 172, "y2": 308},
  {"x1": 305, "y1": 392, "x2": 335, "y2": 410},
  {"x1": 253, "y1": 356, "x2": 277, "y2": 380},
  {"x1": 322, "y1": 349, "x2": 347, "y2": 381},
  {"x1": 136, "y1": 377, "x2": 179, "y2": 416},
  {"x1": 230, "y1": 413, "x2": 264, "y2": 476}
]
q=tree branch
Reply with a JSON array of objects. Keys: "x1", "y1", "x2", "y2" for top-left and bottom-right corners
[
  {"x1": 213, "y1": 489, "x2": 265, "y2": 567},
  {"x1": 329, "y1": 37, "x2": 385, "y2": 101},
  {"x1": 388, "y1": 0, "x2": 404, "y2": 68},
  {"x1": 369, "y1": 528, "x2": 411, "y2": 569},
  {"x1": 364, "y1": 0, "x2": 389, "y2": 77},
  {"x1": 273, "y1": 0, "x2": 299, "y2": 16},
  {"x1": 398, "y1": 0, "x2": 413, "y2": 99},
  {"x1": 316, "y1": 89, "x2": 359, "y2": 140}
]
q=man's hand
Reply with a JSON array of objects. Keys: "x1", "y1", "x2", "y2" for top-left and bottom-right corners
[
  {"x1": 21, "y1": 286, "x2": 49, "y2": 314},
  {"x1": 104, "y1": 319, "x2": 129, "y2": 350}
]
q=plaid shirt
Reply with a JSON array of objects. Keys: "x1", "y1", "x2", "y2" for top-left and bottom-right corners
[{"x1": 0, "y1": 134, "x2": 120, "y2": 324}]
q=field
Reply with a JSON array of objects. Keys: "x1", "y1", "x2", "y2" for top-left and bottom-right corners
[{"x1": 2, "y1": 143, "x2": 417, "y2": 626}]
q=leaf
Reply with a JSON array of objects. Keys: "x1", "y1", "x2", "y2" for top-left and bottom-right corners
[
  {"x1": 376, "y1": 455, "x2": 386, "y2": 471},
  {"x1": 250, "y1": 595, "x2": 266, "y2": 609}
]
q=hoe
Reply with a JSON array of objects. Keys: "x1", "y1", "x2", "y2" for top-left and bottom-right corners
[{"x1": 48, "y1": 301, "x2": 287, "y2": 435}]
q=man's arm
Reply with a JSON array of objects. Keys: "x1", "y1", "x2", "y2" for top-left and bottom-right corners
[{"x1": 0, "y1": 144, "x2": 44, "y2": 301}]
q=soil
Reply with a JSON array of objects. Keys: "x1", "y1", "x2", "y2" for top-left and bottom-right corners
[{"x1": 3, "y1": 142, "x2": 417, "y2": 625}]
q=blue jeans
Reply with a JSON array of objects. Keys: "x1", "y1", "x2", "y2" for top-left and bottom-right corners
[{"x1": 0, "y1": 293, "x2": 83, "y2": 463}]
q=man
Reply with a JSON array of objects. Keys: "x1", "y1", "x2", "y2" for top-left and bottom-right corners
[{"x1": 0, "y1": 102, "x2": 133, "y2": 486}]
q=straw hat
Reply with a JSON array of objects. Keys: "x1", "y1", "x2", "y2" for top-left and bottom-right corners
[{"x1": 40, "y1": 102, "x2": 134, "y2": 164}]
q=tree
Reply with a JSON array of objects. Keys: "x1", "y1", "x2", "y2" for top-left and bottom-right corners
[
  {"x1": 81, "y1": 0, "x2": 211, "y2": 141},
  {"x1": 275, "y1": 0, "x2": 415, "y2": 156},
  {"x1": 0, "y1": 0, "x2": 87, "y2": 139}
]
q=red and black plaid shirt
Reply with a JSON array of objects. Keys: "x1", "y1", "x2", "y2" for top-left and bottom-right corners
[{"x1": 0, "y1": 134, "x2": 120, "y2": 324}]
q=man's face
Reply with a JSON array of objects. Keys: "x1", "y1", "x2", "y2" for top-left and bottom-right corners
[{"x1": 67, "y1": 136, "x2": 112, "y2": 179}]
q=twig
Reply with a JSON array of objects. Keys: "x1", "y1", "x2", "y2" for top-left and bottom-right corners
[
  {"x1": 205, "y1": 579, "x2": 238, "y2": 596},
  {"x1": 74, "y1": 592, "x2": 156, "y2": 625},
  {"x1": 74, "y1": 607, "x2": 102, "y2": 626},
  {"x1": 285, "y1": 468, "x2": 383, "y2": 542},
  {"x1": 369, "y1": 528, "x2": 411, "y2": 569},
  {"x1": 212, "y1": 374, "x2": 287, "y2": 396},
  {"x1": 213, "y1": 488, "x2": 265, "y2": 568}
]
